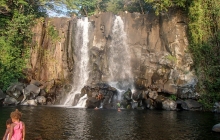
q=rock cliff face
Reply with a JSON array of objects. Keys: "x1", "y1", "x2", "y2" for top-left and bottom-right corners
[
  {"x1": 30, "y1": 17, "x2": 70, "y2": 92},
  {"x1": 30, "y1": 10, "x2": 198, "y2": 104}
]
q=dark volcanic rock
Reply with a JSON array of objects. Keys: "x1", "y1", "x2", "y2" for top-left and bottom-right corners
[
  {"x1": 181, "y1": 99, "x2": 202, "y2": 110},
  {"x1": 0, "y1": 89, "x2": 5, "y2": 100},
  {"x1": 86, "y1": 97, "x2": 100, "y2": 108},
  {"x1": 6, "y1": 83, "x2": 25, "y2": 99},
  {"x1": 81, "y1": 83, "x2": 117, "y2": 108},
  {"x1": 30, "y1": 79, "x2": 43, "y2": 87}
]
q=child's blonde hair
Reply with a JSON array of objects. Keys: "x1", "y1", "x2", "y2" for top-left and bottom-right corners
[{"x1": 10, "y1": 109, "x2": 22, "y2": 120}]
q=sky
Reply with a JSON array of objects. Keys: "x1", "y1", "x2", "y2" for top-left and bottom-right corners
[{"x1": 45, "y1": 2, "x2": 72, "y2": 17}]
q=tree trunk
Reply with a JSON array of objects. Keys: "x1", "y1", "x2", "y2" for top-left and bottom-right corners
[
  {"x1": 82, "y1": 6, "x2": 88, "y2": 17},
  {"x1": 138, "y1": 0, "x2": 144, "y2": 14}
]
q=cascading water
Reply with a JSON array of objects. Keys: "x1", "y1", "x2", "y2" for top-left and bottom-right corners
[
  {"x1": 62, "y1": 17, "x2": 90, "y2": 106},
  {"x1": 108, "y1": 16, "x2": 134, "y2": 100}
]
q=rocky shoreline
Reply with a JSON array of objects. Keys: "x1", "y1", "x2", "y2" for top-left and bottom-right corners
[
  {"x1": 0, "y1": 80, "x2": 207, "y2": 112},
  {"x1": 0, "y1": 80, "x2": 58, "y2": 107}
]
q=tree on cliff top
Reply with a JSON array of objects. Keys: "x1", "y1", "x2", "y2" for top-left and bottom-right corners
[
  {"x1": 144, "y1": 0, "x2": 188, "y2": 15},
  {"x1": 42, "y1": 0, "x2": 151, "y2": 16}
]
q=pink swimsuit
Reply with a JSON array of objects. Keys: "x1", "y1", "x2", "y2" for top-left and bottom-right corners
[{"x1": 11, "y1": 121, "x2": 23, "y2": 140}]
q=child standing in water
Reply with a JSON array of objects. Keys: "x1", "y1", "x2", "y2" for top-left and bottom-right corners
[
  {"x1": 2, "y1": 118, "x2": 12, "y2": 140},
  {"x1": 8, "y1": 109, "x2": 25, "y2": 140}
]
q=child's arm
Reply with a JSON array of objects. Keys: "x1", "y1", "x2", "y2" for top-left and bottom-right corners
[
  {"x1": 8, "y1": 124, "x2": 15, "y2": 140},
  {"x1": 22, "y1": 122, "x2": 25, "y2": 140},
  {"x1": 2, "y1": 128, "x2": 9, "y2": 140}
]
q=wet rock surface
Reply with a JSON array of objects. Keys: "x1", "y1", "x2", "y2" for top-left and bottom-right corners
[
  {"x1": 80, "y1": 83, "x2": 117, "y2": 109},
  {"x1": 181, "y1": 99, "x2": 202, "y2": 110},
  {"x1": 119, "y1": 86, "x2": 178, "y2": 110},
  {"x1": 213, "y1": 102, "x2": 220, "y2": 113},
  {"x1": 162, "y1": 99, "x2": 177, "y2": 111},
  {"x1": 0, "y1": 89, "x2": 5, "y2": 100},
  {"x1": 212, "y1": 123, "x2": 220, "y2": 132},
  {"x1": 2, "y1": 80, "x2": 57, "y2": 106},
  {"x1": 6, "y1": 83, "x2": 26, "y2": 99}
]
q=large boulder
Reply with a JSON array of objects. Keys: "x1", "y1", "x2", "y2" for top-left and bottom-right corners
[
  {"x1": 39, "y1": 89, "x2": 47, "y2": 96},
  {"x1": 95, "y1": 83, "x2": 107, "y2": 89},
  {"x1": 0, "y1": 89, "x2": 6, "y2": 100},
  {"x1": 45, "y1": 93, "x2": 57, "y2": 105},
  {"x1": 181, "y1": 99, "x2": 202, "y2": 110},
  {"x1": 123, "y1": 88, "x2": 132, "y2": 101},
  {"x1": 143, "y1": 98, "x2": 155, "y2": 109},
  {"x1": 148, "y1": 90, "x2": 158, "y2": 100},
  {"x1": 177, "y1": 76, "x2": 199, "y2": 99},
  {"x1": 86, "y1": 97, "x2": 100, "y2": 108},
  {"x1": 27, "y1": 99, "x2": 37, "y2": 106},
  {"x1": 3, "y1": 96, "x2": 19, "y2": 105},
  {"x1": 154, "y1": 95, "x2": 167, "y2": 109},
  {"x1": 132, "y1": 91, "x2": 142, "y2": 101},
  {"x1": 142, "y1": 90, "x2": 148, "y2": 100},
  {"x1": 120, "y1": 99, "x2": 133, "y2": 109},
  {"x1": 81, "y1": 83, "x2": 115, "y2": 97},
  {"x1": 81, "y1": 86, "x2": 93, "y2": 97},
  {"x1": 81, "y1": 83, "x2": 117, "y2": 108},
  {"x1": 162, "y1": 99, "x2": 177, "y2": 110},
  {"x1": 24, "y1": 84, "x2": 41, "y2": 98},
  {"x1": 102, "y1": 96, "x2": 113, "y2": 109},
  {"x1": 213, "y1": 102, "x2": 220, "y2": 113},
  {"x1": 36, "y1": 96, "x2": 46, "y2": 105},
  {"x1": 131, "y1": 101, "x2": 139, "y2": 109},
  {"x1": 6, "y1": 83, "x2": 25, "y2": 99},
  {"x1": 212, "y1": 123, "x2": 220, "y2": 132},
  {"x1": 20, "y1": 100, "x2": 29, "y2": 105},
  {"x1": 30, "y1": 79, "x2": 43, "y2": 87}
]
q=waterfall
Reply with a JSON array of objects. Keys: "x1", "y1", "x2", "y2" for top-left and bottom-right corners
[
  {"x1": 108, "y1": 16, "x2": 134, "y2": 100},
  {"x1": 75, "y1": 94, "x2": 88, "y2": 107},
  {"x1": 63, "y1": 17, "x2": 90, "y2": 106}
]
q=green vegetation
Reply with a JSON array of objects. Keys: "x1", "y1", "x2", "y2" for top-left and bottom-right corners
[
  {"x1": 46, "y1": 0, "x2": 152, "y2": 16},
  {"x1": 169, "y1": 94, "x2": 177, "y2": 101},
  {"x1": 144, "y1": 0, "x2": 187, "y2": 15},
  {"x1": 0, "y1": 0, "x2": 46, "y2": 90},
  {"x1": 145, "y1": 0, "x2": 220, "y2": 110},
  {"x1": 46, "y1": 22, "x2": 60, "y2": 42},
  {"x1": 0, "y1": 0, "x2": 220, "y2": 110},
  {"x1": 166, "y1": 54, "x2": 177, "y2": 63},
  {"x1": 182, "y1": 1, "x2": 220, "y2": 110},
  {"x1": 198, "y1": 92, "x2": 220, "y2": 110}
]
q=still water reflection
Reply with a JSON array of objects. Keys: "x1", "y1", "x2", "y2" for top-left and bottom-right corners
[{"x1": 1, "y1": 106, "x2": 220, "y2": 140}]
